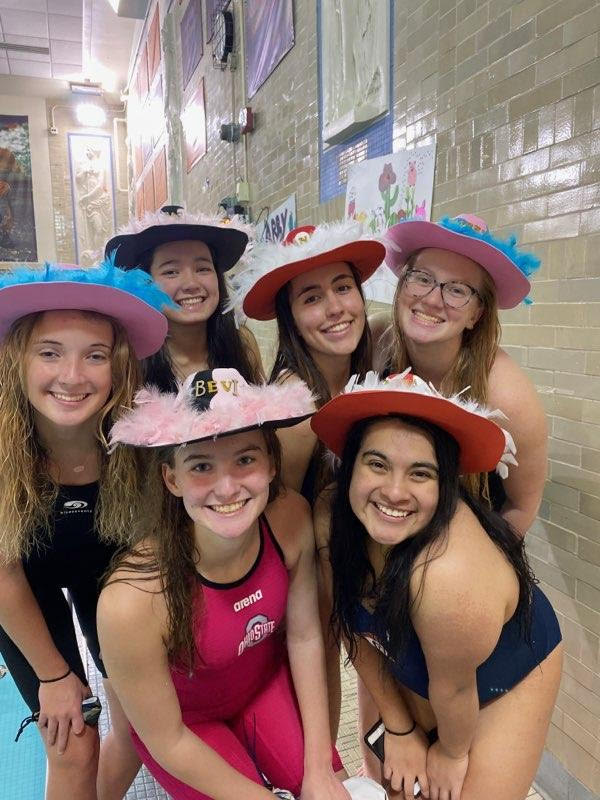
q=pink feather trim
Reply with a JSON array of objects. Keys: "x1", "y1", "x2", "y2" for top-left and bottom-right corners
[{"x1": 109, "y1": 380, "x2": 315, "y2": 449}]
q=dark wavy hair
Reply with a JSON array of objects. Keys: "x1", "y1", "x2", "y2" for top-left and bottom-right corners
[
  {"x1": 137, "y1": 246, "x2": 262, "y2": 391},
  {"x1": 329, "y1": 414, "x2": 534, "y2": 667},
  {"x1": 268, "y1": 265, "x2": 372, "y2": 501},
  {"x1": 105, "y1": 427, "x2": 282, "y2": 671},
  {"x1": 269, "y1": 265, "x2": 371, "y2": 406}
]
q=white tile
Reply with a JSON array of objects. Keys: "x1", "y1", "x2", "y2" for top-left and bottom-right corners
[
  {"x1": 0, "y1": 9, "x2": 48, "y2": 38},
  {"x1": 0, "y1": 0, "x2": 47, "y2": 12},
  {"x1": 8, "y1": 57, "x2": 51, "y2": 76},
  {"x1": 48, "y1": 13, "x2": 82, "y2": 42},
  {"x1": 48, "y1": 0, "x2": 83, "y2": 16},
  {"x1": 51, "y1": 61, "x2": 82, "y2": 79},
  {"x1": 50, "y1": 37, "x2": 82, "y2": 65},
  {"x1": 4, "y1": 34, "x2": 50, "y2": 61}
]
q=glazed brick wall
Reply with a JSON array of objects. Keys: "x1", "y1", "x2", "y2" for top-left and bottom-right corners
[{"x1": 134, "y1": 0, "x2": 600, "y2": 791}]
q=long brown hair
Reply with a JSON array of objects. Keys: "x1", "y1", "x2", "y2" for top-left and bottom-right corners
[
  {"x1": 388, "y1": 258, "x2": 501, "y2": 497},
  {"x1": 106, "y1": 429, "x2": 282, "y2": 671},
  {"x1": 268, "y1": 266, "x2": 372, "y2": 501},
  {"x1": 0, "y1": 310, "x2": 145, "y2": 565},
  {"x1": 269, "y1": 265, "x2": 372, "y2": 406}
]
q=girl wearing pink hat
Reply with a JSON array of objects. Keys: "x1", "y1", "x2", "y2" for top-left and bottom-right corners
[
  {"x1": 104, "y1": 205, "x2": 263, "y2": 391},
  {"x1": 230, "y1": 221, "x2": 385, "y2": 504},
  {"x1": 99, "y1": 369, "x2": 349, "y2": 800},
  {"x1": 313, "y1": 372, "x2": 561, "y2": 800},
  {"x1": 374, "y1": 214, "x2": 546, "y2": 536},
  {"x1": 0, "y1": 261, "x2": 171, "y2": 799}
]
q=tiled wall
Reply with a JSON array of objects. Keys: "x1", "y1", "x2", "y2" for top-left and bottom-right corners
[{"x1": 134, "y1": 0, "x2": 600, "y2": 793}]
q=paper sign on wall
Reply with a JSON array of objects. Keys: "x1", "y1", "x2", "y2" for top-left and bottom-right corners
[
  {"x1": 346, "y1": 145, "x2": 436, "y2": 303},
  {"x1": 258, "y1": 193, "x2": 297, "y2": 243}
]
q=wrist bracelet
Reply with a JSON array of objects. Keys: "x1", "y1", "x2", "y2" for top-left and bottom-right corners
[
  {"x1": 39, "y1": 667, "x2": 72, "y2": 684},
  {"x1": 384, "y1": 720, "x2": 417, "y2": 736}
]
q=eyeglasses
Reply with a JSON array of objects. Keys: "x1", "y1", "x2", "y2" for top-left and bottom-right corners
[{"x1": 402, "y1": 268, "x2": 481, "y2": 309}]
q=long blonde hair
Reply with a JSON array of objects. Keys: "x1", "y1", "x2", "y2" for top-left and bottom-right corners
[
  {"x1": 0, "y1": 310, "x2": 145, "y2": 565},
  {"x1": 388, "y1": 259, "x2": 501, "y2": 497}
]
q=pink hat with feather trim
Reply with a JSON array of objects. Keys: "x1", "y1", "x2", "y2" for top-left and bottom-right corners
[{"x1": 109, "y1": 368, "x2": 316, "y2": 449}]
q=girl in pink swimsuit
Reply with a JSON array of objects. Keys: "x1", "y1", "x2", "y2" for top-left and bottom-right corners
[{"x1": 98, "y1": 368, "x2": 348, "y2": 800}]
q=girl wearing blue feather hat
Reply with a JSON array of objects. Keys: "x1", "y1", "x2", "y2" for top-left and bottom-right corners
[
  {"x1": 374, "y1": 213, "x2": 545, "y2": 535},
  {"x1": 0, "y1": 260, "x2": 172, "y2": 800}
]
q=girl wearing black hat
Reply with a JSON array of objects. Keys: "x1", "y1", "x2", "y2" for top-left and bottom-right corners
[{"x1": 104, "y1": 206, "x2": 263, "y2": 391}]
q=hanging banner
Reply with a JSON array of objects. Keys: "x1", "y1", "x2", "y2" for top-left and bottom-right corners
[
  {"x1": 245, "y1": 0, "x2": 294, "y2": 99},
  {"x1": 258, "y1": 194, "x2": 296, "y2": 243},
  {"x1": 345, "y1": 144, "x2": 436, "y2": 303}
]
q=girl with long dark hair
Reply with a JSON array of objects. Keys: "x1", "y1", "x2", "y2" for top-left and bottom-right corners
[
  {"x1": 230, "y1": 222, "x2": 384, "y2": 504},
  {"x1": 312, "y1": 372, "x2": 562, "y2": 800},
  {"x1": 104, "y1": 205, "x2": 263, "y2": 390}
]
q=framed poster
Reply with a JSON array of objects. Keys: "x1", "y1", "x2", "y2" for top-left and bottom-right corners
[
  {"x1": 181, "y1": 0, "x2": 203, "y2": 89},
  {"x1": 153, "y1": 145, "x2": 168, "y2": 209},
  {"x1": 147, "y1": 5, "x2": 161, "y2": 83},
  {"x1": 68, "y1": 133, "x2": 116, "y2": 266},
  {"x1": 181, "y1": 78, "x2": 207, "y2": 172},
  {"x1": 0, "y1": 115, "x2": 37, "y2": 262},
  {"x1": 245, "y1": 0, "x2": 294, "y2": 99}
]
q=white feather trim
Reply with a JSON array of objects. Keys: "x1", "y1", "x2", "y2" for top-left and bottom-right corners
[
  {"x1": 113, "y1": 208, "x2": 255, "y2": 240},
  {"x1": 226, "y1": 219, "x2": 380, "y2": 314},
  {"x1": 342, "y1": 370, "x2": 518, "y2": 477}
]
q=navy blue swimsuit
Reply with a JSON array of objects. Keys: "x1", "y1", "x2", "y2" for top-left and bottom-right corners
[{"x1": 354, "y1": 584, "x2": 561, "y2": 705}]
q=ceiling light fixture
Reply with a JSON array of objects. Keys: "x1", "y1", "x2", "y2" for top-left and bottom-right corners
[
  {"x1": 70, "y1": 81, "x2": 104, "y2": 96},
  {"x1": 76, "y1": 103, "x2": 107, "y2": 127}
]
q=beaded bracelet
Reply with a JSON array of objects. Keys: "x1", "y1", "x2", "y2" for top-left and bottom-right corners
[
  {"x1": 38, "y1": 667, "x2": 72, "y2": 684},
  {"x1": 384, "y1": 720, "x2": 417, "y2": 736}
]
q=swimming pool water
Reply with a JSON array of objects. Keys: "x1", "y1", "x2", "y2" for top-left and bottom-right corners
[{"x1": 0, "y1": 667, "x2": 46, "y2": 800}]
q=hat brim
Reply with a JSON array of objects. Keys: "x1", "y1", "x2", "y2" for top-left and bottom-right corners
[
  {"x1": 127, "y1": 411, "x2": 314, "y2": 449},
  {"x1": 383, "y1": 220, "x2": 530, "y2": 309},
  {"x1": 105, "y1": 224, "x2": 248, "y2": 273},
  {"x1": 0, "y1": 282, "x2": 168, "y2": 359},
  {"x1": 311, "y1": 390, "x2": 505, "y2": 474},
  {"x1": 243, "y1": 240, "x2": 386, "y2": 321}
]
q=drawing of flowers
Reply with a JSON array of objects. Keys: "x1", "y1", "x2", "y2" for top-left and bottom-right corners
[
  {"x1": 405, "y1": 161, "x2": 417, "y2": 218},
  {"x1": 378, "y1": 162, "x2": 399, "y2": 228}
]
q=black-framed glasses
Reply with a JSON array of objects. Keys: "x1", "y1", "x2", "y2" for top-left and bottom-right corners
[{"x1": 402, "y1": 268, "x2": 481, "y2": 309}]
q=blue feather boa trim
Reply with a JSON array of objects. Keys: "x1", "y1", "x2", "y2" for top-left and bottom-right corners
[
  {"x1": 438, "y1": 216, "x2": 541, "y2": 279},
  {"x1": 0, "y1": 253, "x2": 177, "y2": 311}
]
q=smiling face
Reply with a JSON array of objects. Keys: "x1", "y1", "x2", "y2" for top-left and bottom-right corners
[
  {"x1": 349, "y1": 418, "x2": 439, "y2": 548},
  {"x1": 24, "y1": 310, "x2": 114, "y2": 429},
  {"x1": 287, "y1": 262, "x2": 366, "y2": 359},
  {"x1": 162, "y1": 429, "x2": 275, "y2": 540},
  {"x1": 395, "y1": 248, "x2": 485, "y2": 348},
  {"x1": 150, "y1": 239, "x2": 219, "y2": 325}
]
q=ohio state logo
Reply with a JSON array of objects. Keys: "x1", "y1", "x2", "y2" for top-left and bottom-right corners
[{"x1": 237, "y1": 613, "x2": 275, "y2": 656}]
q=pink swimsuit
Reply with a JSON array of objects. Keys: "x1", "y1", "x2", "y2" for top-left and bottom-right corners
[{"x1": 131, "y1": 515, "x2": 342, "y2": 799}]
